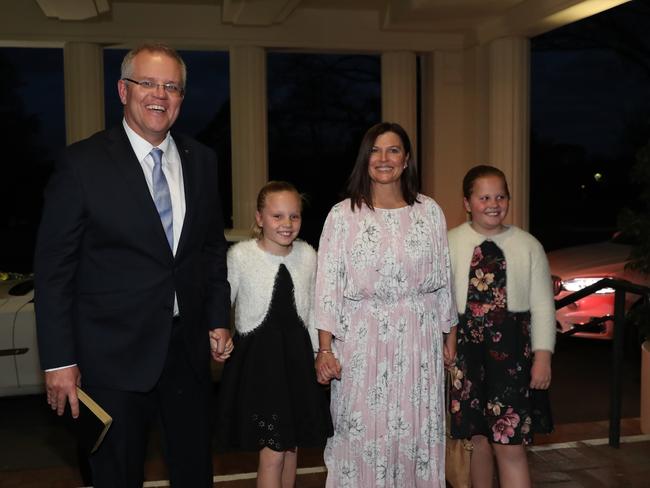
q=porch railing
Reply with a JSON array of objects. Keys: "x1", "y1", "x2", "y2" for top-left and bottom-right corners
[{"x1": 555, "y1": 278, "x2": 650, "y2": 447}]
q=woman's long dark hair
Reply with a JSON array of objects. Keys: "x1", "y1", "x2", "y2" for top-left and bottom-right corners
[{"x1": 346, "y1": 122, "x2": 420, "y2": 211}]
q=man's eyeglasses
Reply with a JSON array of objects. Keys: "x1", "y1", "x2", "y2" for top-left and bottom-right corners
[{"x1": 122, "y1": 78, "x2": 185, "y2": 97}]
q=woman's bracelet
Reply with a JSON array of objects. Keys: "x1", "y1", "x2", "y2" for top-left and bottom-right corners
[{"x1": 317, "y1": 349, "x2": 333, "y2": 354}]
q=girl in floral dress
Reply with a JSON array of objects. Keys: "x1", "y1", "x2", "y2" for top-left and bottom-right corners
[
  {"x1": 315, "y1": 122, "x2": 458, "y2": 488},
  {"x1": 447, "y1": 165, "x2": 556, "y2": 488}
]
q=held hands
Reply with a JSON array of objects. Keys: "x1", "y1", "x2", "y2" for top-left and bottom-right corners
[
  {"x1": 209, "y1": 328, "x2": 233, "y2": 362},
  {"x1": 45, "y1": 365, "x2": 81, "y2": 418},
  {"x1": 530, "y1": 350, "x2": 552, "y2": 390},
  {"x1": 315, "y1": 351, "x2": 342, "y2": 385},
  {"x1": 443, "y1": 326, "x2": 458, "y2": 369}
]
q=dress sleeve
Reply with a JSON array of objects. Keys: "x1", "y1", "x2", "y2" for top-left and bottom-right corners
[
  {"x1": 432, "y1": 203, "x2": 459, "y2": 333},
  {"x1": 306, "y1": 248, "x2": 319, "y2": 351},
  {"x1": 529, "y1": 238, "x2": 557, "y2": 353},
  {"x1": 314, "y1": 206, "x2": 347, "y2": 337}
]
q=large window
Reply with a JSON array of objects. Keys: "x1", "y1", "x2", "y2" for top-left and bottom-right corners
[
  {"x1": 530, "y1": 0, "x2": 650, "y2": 250},
  {"x1": 104, "y1": 49, "x2": 232, "y2": 226},
  {"x1": 0, "y1": 48, "x2": 64, "y2": 271},
  {"x1": 267, "y1": 52, "x2": 381, "y2": 246}
]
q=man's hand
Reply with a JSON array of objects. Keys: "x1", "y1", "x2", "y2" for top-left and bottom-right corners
[
  {"x1": 45, "y1": 366, "x2": 81, "y2": 417},
  {"x1": 209, "y1": 328, "x2": 233, "y2": 362}
]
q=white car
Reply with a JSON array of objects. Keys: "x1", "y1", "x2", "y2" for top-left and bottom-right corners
[
  {"x1": 0, "y1": 274, "x2": 227, "y2": 396},
  {"x1": 547, "y1": 234, "x2": 648, "y2": 340},
  {"x1": 0, "y1": 275, "x2": 43, "y2": 396}
]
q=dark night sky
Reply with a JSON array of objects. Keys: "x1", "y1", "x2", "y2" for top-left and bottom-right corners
[
  {"x1": 532, "y1": 48, "x2": 650, "y2": 158},
  {"x1": 528, "y1": 0, "x2": 650, "y2": 248},
  {"x1": 1, "y1": 48, "x2": 230, "y2": 155},
  {"x1": 531, "y1": 0, "x2": 650, "y2": 159},
  {"x1": 3, "y1": 48, "x2": 65, "y2": 154}
]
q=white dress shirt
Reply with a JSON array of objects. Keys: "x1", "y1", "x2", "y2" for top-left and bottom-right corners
[
  {"x1": 123, "y1": 119, "x2": 186, "y2": 317},
  {"x1": 122, "y1": 119, "x2": 186, "y2": 254}
]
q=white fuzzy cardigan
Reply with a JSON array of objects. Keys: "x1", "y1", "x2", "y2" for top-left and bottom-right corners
[
  {"x1": 227, "y1": 239, "x2": 318, "y2": 350},
  {"x1": 448, "y1": 222, "x2": 556, "y2": 353}
]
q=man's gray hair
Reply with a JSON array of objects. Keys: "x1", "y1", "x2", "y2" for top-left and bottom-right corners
[{"x1": 121, "y1": 43, "x2": 187, "y2": 89}]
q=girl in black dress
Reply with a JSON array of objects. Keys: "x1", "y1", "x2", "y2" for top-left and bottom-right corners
[{"x1": 216, "y1": 181, "x2": 332, "y2": 488}]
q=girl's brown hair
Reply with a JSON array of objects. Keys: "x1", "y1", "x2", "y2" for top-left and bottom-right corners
[
  {"x1": 251, "y1": 181, "x2": 303, "y2": 239},
  {"x1": 462, "y1": 164, "x2": 510, "y2": 200}
]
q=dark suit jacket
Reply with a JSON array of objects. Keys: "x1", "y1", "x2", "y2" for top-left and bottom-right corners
[{"x1": 34, "y1": 126, "x2": 230, "y2": 392}]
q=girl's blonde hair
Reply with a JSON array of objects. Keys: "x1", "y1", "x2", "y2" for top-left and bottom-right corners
[{"x1": 250, "y1": 181, "x2": 304, "y2": 239}]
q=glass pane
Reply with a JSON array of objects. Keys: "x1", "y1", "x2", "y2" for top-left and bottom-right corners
[
  {"x1": 0, "y1": 48, "x2": 64, "y2": 272},
  {"x1": 530, "y1": 1, "x2": 648, "y2": 250},
  {"x1": 267, "y1": 52, "x2": 380, "y2": 247}
]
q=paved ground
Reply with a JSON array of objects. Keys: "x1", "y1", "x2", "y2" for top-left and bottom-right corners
[
  {"x1": 1, "y1": 335, "x2": 647, "y2": 487},
  {"x1": 2, "y1": 429, "x2": 649, "y2": 487},
  {"x1": 529, "y1": 433, "x2": 650, "y2": 488}
]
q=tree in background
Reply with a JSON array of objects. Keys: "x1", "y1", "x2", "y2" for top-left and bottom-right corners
[
  {"x1": 530, "y1": 0, "x2": 650, "y2": 250},
  {"x1": 618, "y1": 133, "x2": 650, "y2": 343},
  {"x1": 267, "y1": 53, "x2": 381, "y2": 246},
  {"x1": 0, "y1": 52, "x2": 53, "y2": 271}
]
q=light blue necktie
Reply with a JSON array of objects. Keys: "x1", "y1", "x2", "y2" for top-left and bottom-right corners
[{"x1": 150, "y1": 148, "x2": 173, "y2": 249}]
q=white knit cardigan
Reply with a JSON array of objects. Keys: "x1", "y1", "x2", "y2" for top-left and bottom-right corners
[
  {"x1": 447, "y1": 222, "x2": 556, "y2": 353},
  {"x1": 227, "y1": 239, "x2": 318, "y2": 350}
]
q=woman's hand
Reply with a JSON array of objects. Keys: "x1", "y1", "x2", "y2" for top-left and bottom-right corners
[
  {"x1": 315, "y1": 351, "x2": 341, "y2": 385},
  {"x1": 316, "y1": 330, "x2": 341, "y2": 384},
  {"x1": 530, "y1": 350, "x2": 552, "y2": 390}
]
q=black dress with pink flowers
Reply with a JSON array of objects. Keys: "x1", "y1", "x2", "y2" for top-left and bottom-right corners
[{"x1": 449, "y1": 239, "x2": 545, "y2": 445}]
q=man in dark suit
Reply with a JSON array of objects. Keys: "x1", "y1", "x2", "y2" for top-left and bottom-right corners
[{"x1": 34, "y1": 43, "x2": 231, "y2": 487}]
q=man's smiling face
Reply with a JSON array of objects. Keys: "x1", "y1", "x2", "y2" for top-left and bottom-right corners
[{"x1": 118, "y1": 50, "x2": 184, "y2": 145}]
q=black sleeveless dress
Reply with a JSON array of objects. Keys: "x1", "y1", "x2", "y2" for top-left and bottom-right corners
[
  {"x1": 216, "y1": 264, "x2": 333, "y2": 451},
  {"x1": 449, "y1": 240, "x2": 552, "y2": 445}
]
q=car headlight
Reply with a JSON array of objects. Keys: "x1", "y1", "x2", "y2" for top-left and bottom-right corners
[{"x1": 561, "y1": 277, "x2": 615, "y2": 294}]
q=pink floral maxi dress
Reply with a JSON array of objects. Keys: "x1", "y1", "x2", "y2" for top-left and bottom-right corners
[{"x1": 315, "y1": 196, "x2": 457, "y2": 488}]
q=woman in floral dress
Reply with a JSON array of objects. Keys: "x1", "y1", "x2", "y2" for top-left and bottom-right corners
[
  {"x1": 314, "y1": 122, "x2": 458, "y2": 488},
  {"x1": 447, "y1": 165, "x2": 556, "y2": 487}
]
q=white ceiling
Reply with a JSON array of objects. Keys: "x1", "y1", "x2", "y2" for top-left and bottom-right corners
[
  {"x1": 34, "y1": 0, "x2": 619, "y2": 30},
  {"x1": 19, "y1": 0, "x2": 632, "y2": 50}
]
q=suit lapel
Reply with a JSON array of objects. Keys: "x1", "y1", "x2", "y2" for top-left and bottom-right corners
[
  {"x1": 174, "y1": 133, "x2": 201, "y2": 258},
  {"x1": 106, "y1": 127, "x2": 174, "y2": 260}
]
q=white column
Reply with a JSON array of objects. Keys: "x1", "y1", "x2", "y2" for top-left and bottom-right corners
[
  {"x1": 64, "y1": 42, "x2": 105, "y2": 144},
  {"x1": 488, "y1": 37, "x2": 530, "y2": 229},
  {"x1": 229, "y1": 45, "x2": 268, "y2": 234},
  {"x1": 420, "y1": 50, "x2": 469, "y2": 228},
  {"x1": 381, "y1": 51, "x2": 417, "y2": 159}
]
